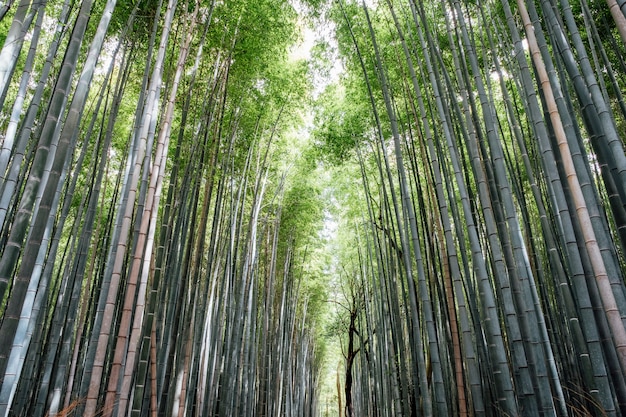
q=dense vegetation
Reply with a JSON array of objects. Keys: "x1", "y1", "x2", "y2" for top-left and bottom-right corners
[{"x1": 0, "y1": 0, "x2": 626, "y2": 416}]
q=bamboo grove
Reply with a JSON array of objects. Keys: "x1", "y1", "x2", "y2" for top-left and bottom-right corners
[
  {"x1": 316, "y1": 0, "x2": 626, "y2": 415},
  {"x1": 0, "y1": 0, "x2": 327, "y2": 415},
  {"x1": 1, "y1": 0, "x2": 626, "y2": 415}
]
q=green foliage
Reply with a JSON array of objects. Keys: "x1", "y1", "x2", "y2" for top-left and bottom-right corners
[
  {"x1": 312, "y1": 80, "x2": 370, "y2": 163},
  {"x1": 220, "y1": 0, "x2": 299, "y2": 82},
  {"x1": 0, "y1": 11, "x2": 10, "y2": 47},
  {"x1": 279, "y1": 149, "x2": 325, "y2": 252}
]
